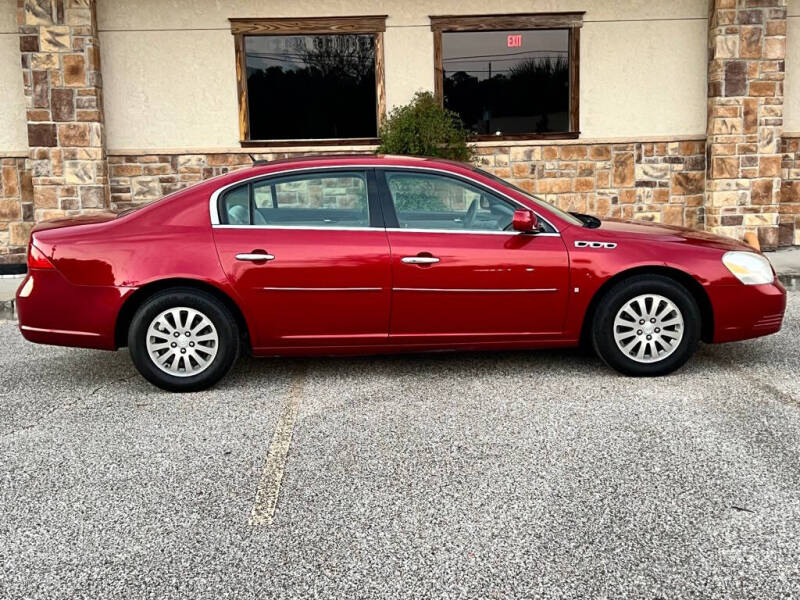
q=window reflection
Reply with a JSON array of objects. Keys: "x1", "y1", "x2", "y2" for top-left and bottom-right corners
[
  {"x1": 442, "y1": 29, "x2": 570, "y2": 135},
  {"x1": 245, "y1": 34, "x2": 378, "y2": 140}
]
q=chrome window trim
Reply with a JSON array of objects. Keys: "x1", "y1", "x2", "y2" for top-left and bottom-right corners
[
  {"x1": 387, "y1": 228, "x2": 561, "y2": 237},
  {"x1": 213, "y1": 224, "x2": 559, "y2": 237},
  {"x1": 214, "y1": 224, "x2": 377, "y2": 232},
  {"x1": 208, "y1": 164, "x2": 561, "y2": 235}
]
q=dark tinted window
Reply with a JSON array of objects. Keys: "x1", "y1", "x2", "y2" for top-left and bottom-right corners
[
  {"x1": 442, "y1": 29, "x2": 570, "y2": 135},
  {"x1": 245, "y1": 34, "x2": 378, "y2": 140}
]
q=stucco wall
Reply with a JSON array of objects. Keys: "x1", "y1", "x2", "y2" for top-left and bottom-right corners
[
  {"x1": 0, "y1": 0, "x2": 28, "y2": 153},
  {"x1": 581, "y1": 18, "x2": 707, "y2": 139},
  {"x1": 97, "y1": 0, "x2": 708, "y2": 150},
  {"x1": 100, "y1": 30, "x2": 240, "y2": 150}
]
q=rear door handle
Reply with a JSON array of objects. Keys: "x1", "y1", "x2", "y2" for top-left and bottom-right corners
[
  {"x1": 401, "y1": 256, "x2": 440, "y2": 264},
  {"x1": 236, "y1": 253, "x2": 275, "y2": 262}
]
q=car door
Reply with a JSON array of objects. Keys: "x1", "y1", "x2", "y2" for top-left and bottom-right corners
[
  {"x1": 212, "y1": 169, "x2": 392, "y2": 349},
  {"x1": 379, "y1": 168, "x2": 570, "y2": 343}
]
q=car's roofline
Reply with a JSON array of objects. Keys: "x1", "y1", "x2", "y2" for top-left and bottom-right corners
[
  {"x1": 240, "y1": 153, "x2": 473, "y2": 174},
  {"x1": 201, "y1": 155, "x2": 480, "y2": 198}
]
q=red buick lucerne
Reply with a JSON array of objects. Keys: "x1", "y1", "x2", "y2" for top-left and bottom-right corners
[{"x1": 17, "y1": 155, "x2": 786, "y2": 391}]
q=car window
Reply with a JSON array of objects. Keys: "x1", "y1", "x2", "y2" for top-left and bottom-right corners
[
  {"x1": 221, "y1": 185, "x2": 251, "y2": 225},
  {"x1": 384, "y1": 172, "x2": 515, "y2": 231},
  {"x1": 252, "y1": 172, "x2": 369, "y2": 227}
]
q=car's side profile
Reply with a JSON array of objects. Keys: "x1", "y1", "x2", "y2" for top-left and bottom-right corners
[{"x1": 17, "y1": 155, "x2": 786, "y2": 391}]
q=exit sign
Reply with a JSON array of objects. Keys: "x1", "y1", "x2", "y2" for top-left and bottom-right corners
[{"x1": 507, "y1": 34, "x2": 522, "y2": 48}]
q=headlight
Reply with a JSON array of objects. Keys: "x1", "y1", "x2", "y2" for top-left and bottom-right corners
[{"x1": 722, "y1": 251, "x2": 774, "y2": 285}]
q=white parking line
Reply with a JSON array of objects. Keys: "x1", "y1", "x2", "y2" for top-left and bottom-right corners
[{"x1": 250, "y1": 367, "x2": 306, "y2": 526}]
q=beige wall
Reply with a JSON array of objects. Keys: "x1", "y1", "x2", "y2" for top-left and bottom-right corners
[
  {"x1": 100, "y1": 30, "x2": 240, "y2": 149},
  {"x1": 785, "y1": 2, "x2": 800, "y2": 132},
  {"x1": 98, "y1": 0, "x2": 708, "y2": 150},
  {"x1": 0, "y1": 0, "x2": 28, "y2": 153},
  {"x1": 581, "y1": 18, "x2": 707, "y2": 138}
]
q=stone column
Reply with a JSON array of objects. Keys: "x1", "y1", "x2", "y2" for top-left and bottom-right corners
[
  {"x1": 18, "y1": 0, "x2": 108, "y2": 222},
  {"x1": 706, "y1": 0, "x2": 786, "y2": 250}
]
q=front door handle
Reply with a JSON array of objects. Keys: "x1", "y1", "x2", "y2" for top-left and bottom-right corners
[
  {"x1": 236, "y1": 252, "x2": 275, "y2": 262},
  {"x1": 401, "y1": 255, "x2": 440, "y2": 264}
]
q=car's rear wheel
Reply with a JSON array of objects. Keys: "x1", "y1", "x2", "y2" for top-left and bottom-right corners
[
  {"x1": 128, "y1": 288, "x2": 239, "y2": 392},
  {"x1": 591, "y1": 275, "x2": 700, "y2": 376}
]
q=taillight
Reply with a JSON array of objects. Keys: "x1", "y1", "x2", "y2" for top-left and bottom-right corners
[{"x1": 28, "y1": 241, "x2": 54, "y2": 269}]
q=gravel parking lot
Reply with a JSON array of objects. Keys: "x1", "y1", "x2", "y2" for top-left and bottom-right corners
[{"x1": 1, "y1": 293, "x2": 799, "y2": 599}]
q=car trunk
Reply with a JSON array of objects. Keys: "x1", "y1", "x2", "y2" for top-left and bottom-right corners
[{"x1": 31, "y1": 212, "x2": 118, "y2": 234}]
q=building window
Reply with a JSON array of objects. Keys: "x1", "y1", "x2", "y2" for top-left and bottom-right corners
[
  {"x1": 230, "y1": 16, "x2": 387, "y2": 146},
  {"x1": 430, "y1": 13, "x2": 583, "y2": 140}
]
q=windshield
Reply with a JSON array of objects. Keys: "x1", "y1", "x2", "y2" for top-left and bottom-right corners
[{"x1": 472, "y1": 166, "x2": 585, "y2": 227}]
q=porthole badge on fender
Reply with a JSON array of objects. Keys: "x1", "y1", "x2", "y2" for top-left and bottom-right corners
[{"x1": 574, "y1": 241, "x2": 617, "y2": 249}]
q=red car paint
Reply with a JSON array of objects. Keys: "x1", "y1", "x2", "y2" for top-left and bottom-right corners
[{"x1": 16, "y1": 155, "x2": 786, "y2": 355}]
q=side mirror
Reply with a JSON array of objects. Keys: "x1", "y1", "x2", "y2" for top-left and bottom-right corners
[{"x1": 512, "y1": 209, "x2": 539, "y2": 233}]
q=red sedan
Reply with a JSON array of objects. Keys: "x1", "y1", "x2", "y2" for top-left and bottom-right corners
[{"x1": 17, "y1": 155, "x2": 786, "y2": 391}]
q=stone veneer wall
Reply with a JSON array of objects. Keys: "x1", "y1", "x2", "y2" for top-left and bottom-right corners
[
  {"x1": 107, "y1": 140, "x2": 706, "y2": 228},
  {"x1": 705, "y1": 0, "x2": 786, "y2": 251},
  {"x1": 0, "y1": 156, "x2": 34, "y2": 264},
  {"x1": 18, "y1": 0, "x2": 109, "y2": 227},
  {"x1": 476, "y1": 141, "x2": 706, "y2": 228},
  {"x1": 779, "y1": 135, "x2": 800, "y2": 246}
]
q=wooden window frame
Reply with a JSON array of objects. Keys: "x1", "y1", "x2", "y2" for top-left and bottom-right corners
[
  {"x1": 430, "y1": 12, "x2": 584, "y2": 142},
  {"x1": 230, "y1": 16, "x2": 387, "y2": 147}
]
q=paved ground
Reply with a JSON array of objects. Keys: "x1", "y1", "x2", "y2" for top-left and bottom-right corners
[
  {"x1": 0, "y1": 276, "x2": 23, "y2": 320},
  {"x1": 0, "y1": 275, "x2": 23, "y2": 298},
  {"x1": 1, "y1": 294, "x2": 799, "y2": 599}
]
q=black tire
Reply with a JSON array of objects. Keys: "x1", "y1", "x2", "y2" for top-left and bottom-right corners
[
  {"x1": 128, "y1": 287, "x2": 240, "y2": 392},
  {"x1": 591, "y1": 275, "x2": 700, "y2": 376}
]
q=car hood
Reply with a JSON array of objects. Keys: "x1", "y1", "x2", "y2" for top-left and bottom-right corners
[
  {"x1": 31, "y1": 212, "x2": 118, "y2": 234},
  {"x1": 590, "y1": 218, "x2": 755, "y2": 252}
]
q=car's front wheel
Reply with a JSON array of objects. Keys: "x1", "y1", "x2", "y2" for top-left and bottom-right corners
[
  {"x1": 592, "y1": 275, "x2": 701, "y2": 376},
  {"x1": 128, "y1": 288, "x2": 240, "y2": 392}
]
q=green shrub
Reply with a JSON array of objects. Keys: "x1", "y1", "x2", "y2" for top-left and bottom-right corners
[{"x1": 377, "y1": 91, "x2": 474, "y2": 162}]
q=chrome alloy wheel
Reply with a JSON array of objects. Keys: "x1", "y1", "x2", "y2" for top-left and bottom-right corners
[
  {"x1": 145, "y1": 307, "x2": 219, "y2": 377},
  {"x1": 612, "y1": 294, "x2": 684, "y2": 364}
]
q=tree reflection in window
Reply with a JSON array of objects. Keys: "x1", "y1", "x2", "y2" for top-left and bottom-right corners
[
  {"x1": 245, "y1": 34, "x2": 377, "y2": 140},
  {"x1": 442, "y1": 29, "x2": 570, "y2": 135}
]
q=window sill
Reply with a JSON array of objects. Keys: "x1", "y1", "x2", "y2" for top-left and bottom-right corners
[
  {"x1": 468, "y1": 132, "x2": 580, "y2": 142},
  {"x1": 241, "y1": 138, "x2": 380, "y2": 148}
]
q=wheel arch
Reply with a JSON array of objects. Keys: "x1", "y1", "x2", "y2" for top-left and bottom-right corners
[
  {"x1": 114, "y1": 278, "x2": 251, "y2": 349},
  {"x1": 580, "y1": 265, "x2": 714, "y2": 346}
]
